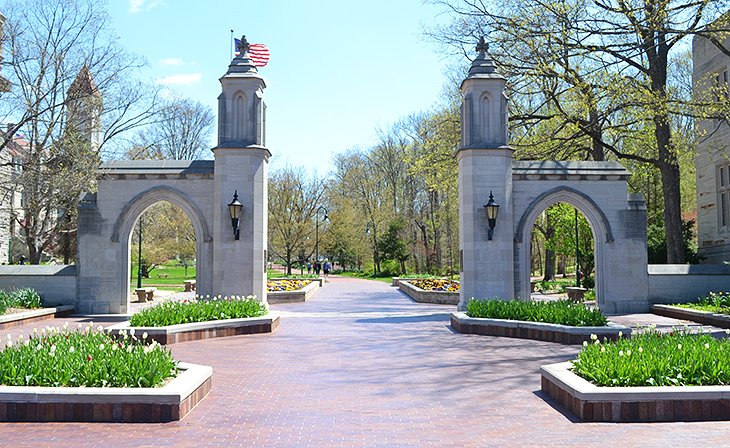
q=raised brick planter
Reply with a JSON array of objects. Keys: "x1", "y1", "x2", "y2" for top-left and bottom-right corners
[
  {"x1": 0, "y1": 362, "x2": 211, "y2": 422},
  {"x1": 541, "y1": 361, "x2": 730, "y2": 422},
  {"x1": 268, "y1": 280, "x2": 320, "y2": 304},
  {"x1": 399, "y1": 281, "x2": 459, "y2": 305},
  {"x1": 450, "y1": 312, "x2": 630, "y2": 345},
  {"x1": 108, "y1": 312, "x2": 280, "y2": 345},
  {"x1": 0, "y1": 305, "x2": 74, "y2": 330},
  {"x1": 651, "y1": 304, "x2": 730, "y2": 329}
]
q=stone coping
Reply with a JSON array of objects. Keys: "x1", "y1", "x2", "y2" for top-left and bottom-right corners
[
  {"x1": 450, "y1": 312, "x2": 630, "y2": 345},
  {"x1": 651, "y1": 304, "x2": 730, "y2": 329},
  {"x1": 0, "y1": 362, "x2": 212, "y2": 422},
  {"x1": 541, "y1": 361, "x2": 730, "y2": 422},
  {"x1": 648, "y1": 264, "x2": 730, "y2": 275},
  {"x1": 0, "y1": 305, "x2": 75, "y2": 329},
  {"x1": 399, "y1": 281, "x2": 459, "y2": 305},
  {"x1": 268, "y1": 280, "x2": 320, "y2": 304},
  {"x1": 108, "y1": 312, "x2": 280, "y2": 344}
]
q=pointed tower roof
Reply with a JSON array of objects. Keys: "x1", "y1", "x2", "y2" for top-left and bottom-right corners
[
  {"x1": 68, "y1": 64, "x2": 100, "y2": 97},
  {"x1": 466, "y1": 37, "x2": 505, "y2": 79}
]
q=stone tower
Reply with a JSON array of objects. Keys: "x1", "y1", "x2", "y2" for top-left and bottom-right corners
[
  {"x1": 457, "y1": 38, "x2": 514, "y2": 310},
  {"x1": 66, "y1": 64, "x2": 103, "y2": 150},
  {"x1": 212, "y1": 36, "x2": 269, "y2": 302}
]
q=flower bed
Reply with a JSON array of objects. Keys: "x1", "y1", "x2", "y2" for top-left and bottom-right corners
[
  {"x1": 129, "y1": 295, "x2": 267, "y2": 327},
  {"x1": 0, "y1": 305, "x2": 74, "y2": 330},
  {"x1": 541, "y1": 327, "x2": 730, "y2": 421},
  {"x1": 399, "y1": 280, "x2": 459, "y2": 305},
  {"x1": 409, "y1": 279, "x2": 460, "y2": 292},
  {"x1": 651, "y1": 292, "x2": 730, "y2": 329},
  {"x1": 0, "y1": 323, "x2": 176, "y2": 387},
  {"x1": 116, "y1": 296, "x2": 278, "y2": 345},
  {"x1": 267, "y1": 279, "x2": 320, "y2": 304},
  {"x1": 451, "y1": 299, "x2": 627, "y2": 345},
  {"x1": 467, "y1": 299, "x2": 607, "y2": 327}
]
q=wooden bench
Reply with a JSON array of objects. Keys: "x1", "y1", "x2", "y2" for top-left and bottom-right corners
[
  {"x1": 134, "y1": 287, "x2": 157, "y2": 303},
  {"x1": 184, "y1": 280, "x2": 196, "y2": 292},
  {"x1": 157, "y1": 273, "x2": 169, "y2": 279}
]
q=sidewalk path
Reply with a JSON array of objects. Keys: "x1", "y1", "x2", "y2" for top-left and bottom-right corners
[{"x1": 0, "y1": 276, "x2": 729, "y2": 447}]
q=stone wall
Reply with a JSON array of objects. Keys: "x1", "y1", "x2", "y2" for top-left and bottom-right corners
[
  {"x1": 0, "y1": 265, "x2": 76, "y2": 306},
  {"x1": 648, "y1": 264, "x2": 730, "y2": 303}
]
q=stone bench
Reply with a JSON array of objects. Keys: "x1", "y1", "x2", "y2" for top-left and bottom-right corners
[
  {"x1": 134, "y1": 287, "x2": 157, "y2": 302},
  {"x1": 184, "y1": 280, "x2": 196, "y2": 292},
  {"x1": 566, "y1": 287, "x2": 587, "y2": 302}
]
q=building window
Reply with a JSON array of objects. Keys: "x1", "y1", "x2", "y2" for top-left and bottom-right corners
[
  {"x1": 719, "y1": 164, "x2": 730, "y2": 230},
  {"x1": 715, "y1": 68, "x2": 729, "y2": 101}
]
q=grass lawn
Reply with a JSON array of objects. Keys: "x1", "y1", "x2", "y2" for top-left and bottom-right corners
[
  {"x1": 131, "y1": 263, "x2": 195, "y2": 291},
  {"x1": 337, "y1": 271, "x2": 393, "y2": 284}
]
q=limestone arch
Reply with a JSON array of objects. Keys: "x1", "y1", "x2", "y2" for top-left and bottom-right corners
[
  {"x1": 111, "y1": 185, "x2": 212, "y2": 311},
  {"x1": 514, "y1": 186, "x2": 613, "y2": 306}
]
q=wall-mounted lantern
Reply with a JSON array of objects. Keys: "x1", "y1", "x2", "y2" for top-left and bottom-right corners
[
  {"x1": 228, "y1": 190, "x2": 243, "y2": 240},
  {"x1": 483, "y1": 191, "x2": 499, "y2": 241}
]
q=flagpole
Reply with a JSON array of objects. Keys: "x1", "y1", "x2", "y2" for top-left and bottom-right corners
[{"x1": 230, "y1": 29, "x2": 234, "y2": 60}]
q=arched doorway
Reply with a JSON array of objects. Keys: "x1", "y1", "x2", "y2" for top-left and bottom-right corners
[
  {"x1": 514, "y1": 187, "x2": 613, "y2": 308},
  {"x1": 111, "y1": 186, "x2": 212, "y2": 313}
]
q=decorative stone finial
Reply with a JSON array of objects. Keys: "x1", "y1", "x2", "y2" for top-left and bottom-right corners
[
  {"x1": 236, "y1": 35, "x2": 250, "y2": 55},
  {"x1": 476, "y1": 36, "x2": 488, "y2": 58}
]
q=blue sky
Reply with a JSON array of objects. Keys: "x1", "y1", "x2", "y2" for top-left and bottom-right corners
[{"x1": 107, "y1": 0, "x2": 453, "y2": 175}]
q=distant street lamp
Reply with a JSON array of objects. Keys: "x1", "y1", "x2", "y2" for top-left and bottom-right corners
[
  {"x1": 366, "y1": 222, "x2": 378, "y2": 276},
  {"x1": 575, "y1": 207, "x2": 580, "y2": 288},
  {"x1": 315, "y1": 205, "x2": 328, "y2": 263}
]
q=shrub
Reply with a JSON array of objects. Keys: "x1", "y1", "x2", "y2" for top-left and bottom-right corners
[
  {"x1": 573, "y1": 327, "x2": 730, "y2": 386},
  {"x1": 0, "y1": 323, "x2": 177, "y2": 387},
  {"x1": 466, "y1": 299, "x2": 608, "y2": 327},
  {"x1": 129, "y1": 295, "x2": 267, "y2": 327}
]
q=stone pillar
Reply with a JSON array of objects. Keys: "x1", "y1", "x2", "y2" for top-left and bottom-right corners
[
  {"x1": 212, "y1": 42, "x2": 269, "y2": 303},
  {"x1": 457, "y1": 38, "x2": 514, "y2": 311}
]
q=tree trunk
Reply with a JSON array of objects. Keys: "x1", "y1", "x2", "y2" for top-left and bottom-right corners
[{"x1": 656, "y1": 117, "x2": 684, "y2": 264}]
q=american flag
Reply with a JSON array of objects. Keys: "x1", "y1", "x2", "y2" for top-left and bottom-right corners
[{"x1": 234, "y1": 38, "x2": 270, "y2": 67}]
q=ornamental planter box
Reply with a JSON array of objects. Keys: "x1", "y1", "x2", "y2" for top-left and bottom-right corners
[
  {"x1": 268, "y1": 280, "x2": 320, "y2": 304},
  {"x1": 0, "y1": 362, "x2": 211, "y2": 423},
  {"x1": 541, "y1": 361, "x2": 730, "y2": 422},
  {"x1": 0, "y1": 305, "x2": 74, "y2": 330},
  {"x1": 651, "y1": 304, "x2": 730, "y2": 329},
  {"x1": 399, "y1": 281, "x2": 459, "y2": 305},
  {"x1": 450, "y1": 312, "x2": 630, "y2": 345},
  {"x1": 108, "y1": 312, "x2": 280, "y2": 345}
]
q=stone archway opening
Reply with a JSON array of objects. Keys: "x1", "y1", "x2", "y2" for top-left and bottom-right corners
[
  {"x1": 128, "y1": 201, "x2": 197, "y2": 308},
  {"x1": 528, "y1": 202, "x2": 597, "y2": 304}
]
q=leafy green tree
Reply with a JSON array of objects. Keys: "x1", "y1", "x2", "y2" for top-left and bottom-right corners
[{"x1": 377, "y1": 219, "x2": 410, "y2": 274}]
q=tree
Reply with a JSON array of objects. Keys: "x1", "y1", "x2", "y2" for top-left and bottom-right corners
[
  {"x1": 377, "y1": 218, "x2": 410, "y2": 274},
  {"x1": 268, "y1": 167, "x2": 327, "y2": 275},
  {"x1": 0, "y1": 0, "x2": 159, "y2": 263},
  {"x1": 131, "y1": 98, "x2": 214, "y2": 160},
  {"x1": 430, "y1": 0, "x2": 730, "y2": 263}
]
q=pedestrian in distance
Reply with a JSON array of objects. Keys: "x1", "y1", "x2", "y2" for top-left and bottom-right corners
[
  {"x1": 323, "y1": 259, "x2": 332, "y2": 281},
  {"x1": 307, "y1": 261, "x2": 312, "y2": 274}
]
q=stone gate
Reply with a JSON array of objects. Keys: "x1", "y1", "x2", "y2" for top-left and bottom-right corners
[
  {"x1": 457, "y1": 40, "x2": 649, "y2": 314},
  {"x1": 76, "y1": 44, "x2": 269, "y2": 314}
]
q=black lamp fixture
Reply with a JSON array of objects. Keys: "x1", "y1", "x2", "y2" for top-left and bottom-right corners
[
  {"x1": 483, "y1": 191, "x2": 500, "y2": 241},
  {"x1": 228, "y1": 190, "x2": 243, "y2": 240}
]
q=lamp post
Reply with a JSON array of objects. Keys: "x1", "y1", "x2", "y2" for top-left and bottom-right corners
[
  {"x1": 315, "y1": 205, "x2": 328, "y2": 263},
  {"x1": 228, "y1": 190, "x2": 243, "y2": 240},
  {"x1": 136, "y1": 216, "x2": 143, "y2": 289},
  {"x1": 483, "y1": 191, "x2": 500, "y2": 240},
  {"x1": 366, "y1": 222, "x2": 378, "y2": 276},
  {"x1": 575, "y1": 207, "x2": 580, "y2": 288}
]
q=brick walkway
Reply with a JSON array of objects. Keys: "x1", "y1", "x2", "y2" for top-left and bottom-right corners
[{"x1": 1, "y1": 276, "x2": 730, "y2": 447}]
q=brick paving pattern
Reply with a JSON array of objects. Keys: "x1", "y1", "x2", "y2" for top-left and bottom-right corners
[{"x1": 0, "y1": 276, "x2": 729, "y2": 446}]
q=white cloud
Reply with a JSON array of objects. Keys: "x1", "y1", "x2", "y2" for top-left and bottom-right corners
[
  {"x1": 129, "y1": 0, "x2": 160, "y2": 14},
  {"x1": 155, "y1": 73, "x2": 202, "y2": 86},
  {"x1": 160, "y1": 58, "x2": 183, "y2": 66}
]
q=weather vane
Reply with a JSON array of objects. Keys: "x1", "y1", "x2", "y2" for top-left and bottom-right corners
[{"x1": 236, "y1": 35, "x2": 250, "y2": 55}]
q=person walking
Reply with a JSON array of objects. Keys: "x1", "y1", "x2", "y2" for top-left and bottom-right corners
[
  {"x1": 306, "y1": 261, "x2": 312, "y2": 274},
  {"x1": 314, "y1": 261, "x2": 321, "y2": 276},
  {"x1": 323, "y1": 259, "x2": 332, "y2": 281}
]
